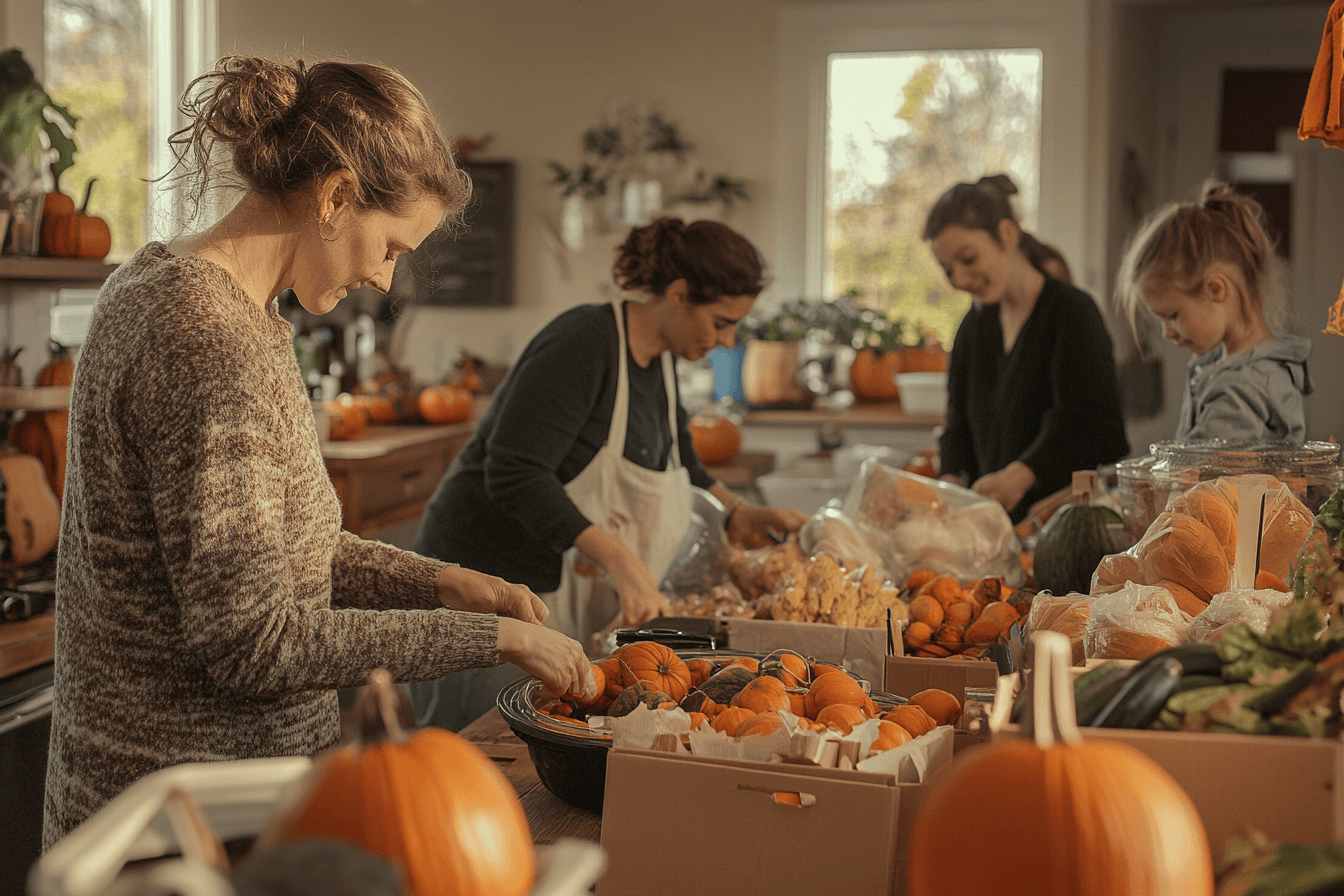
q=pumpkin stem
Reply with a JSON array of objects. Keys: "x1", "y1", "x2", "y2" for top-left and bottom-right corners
[
  {"x1": 354, "y1": 668, "x2": 415, "y2": 744},
  {"x1": 1024, "y1": 631, "x2": 1083, "y2": 749},
  {"x1": 78, "y1": 178, "x2": 97, "y2": 215}
]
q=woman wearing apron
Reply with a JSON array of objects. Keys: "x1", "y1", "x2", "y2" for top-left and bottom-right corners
[{"x1": 411, "y1": 217, "x2": 807, "y2": 729}]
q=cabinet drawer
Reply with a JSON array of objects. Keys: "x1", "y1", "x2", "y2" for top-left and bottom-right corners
[{"x1": 359, "y1": 454, "x2": 450, "y2": 517}]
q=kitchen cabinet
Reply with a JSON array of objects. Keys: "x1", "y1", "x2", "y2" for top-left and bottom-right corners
[{"x1": 322, "y1": 421, "x2": 477, "y2": 539}]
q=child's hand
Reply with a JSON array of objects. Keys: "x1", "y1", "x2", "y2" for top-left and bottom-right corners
[{"x1": 972, "y1": 461, "x2": 1036, "y2": 513}]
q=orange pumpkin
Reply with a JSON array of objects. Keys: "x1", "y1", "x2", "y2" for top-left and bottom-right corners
[
  {"x1": 883, "y1": 704, "x2": 937, "y2": 738},
  {"x1": 326, "y1": 394, "x2": 368, "y2": 441},
  {"x1": 849, "y1": 347, "x2": 902, "y2": 401},
  {"x1": 731, "y1": 676, "x2": 791, "y2": 714},
  {"x1": 614, "y1": 642, "x2": 692, "y2": 703},
  {"x1": 735, "y1": 709, "x2": 787, "y2": 739},
  {"x1": 42, "y1": 179, "x2": 112, "y2": 260},
  {"x1": 417, "y1": 383, "x2": 474, "y2": 424},
  {"x1": 759, "y1": 649, "x2": 811, "y2": 688},
  {"x1": 870, "y1": 719, "x2": 914, "y2": 752},
  {"x1": 687, "y1": 412, "x2": 742, "y2": 466},
  {"x1": 711, "y1": 705, "x2": 756, "y2": 736},
  {"x1": 269, "y1": 670, "x2": 535, "y2": 896},
  {"x1": 563, "y1": 663, "x2": 606, "y2": 708},
  {"x1": 803, "y1": 671, "x2": 868, "y2": 720},
  {"x1": 909, "y1": 632, "x2": 1214, "y2": 896},
  {"x1": 899, "y1": 342, "x2": 949, "y2": 373},
  {"x1": 815, "y1": 703, "x2": 866, "y2": 734},
  {"x1": 908, "y1": 689, "x2": 962, "y2": 727}
]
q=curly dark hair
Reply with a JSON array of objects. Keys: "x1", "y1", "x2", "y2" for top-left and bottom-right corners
[{"x1": 612, "y1": 217, "x2": 766, "y2": 303}]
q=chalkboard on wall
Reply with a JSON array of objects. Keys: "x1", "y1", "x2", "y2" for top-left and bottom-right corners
[{"x1": 404, "y1": 159, "x2": 515, "y2": 307}]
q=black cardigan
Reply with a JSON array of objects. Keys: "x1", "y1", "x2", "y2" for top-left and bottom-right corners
[
  {"x1": 938, "y1": 277, "x2": 1130, "y2": 522},
  {"x1": 414, "y1": 302, "x2": 715, "y2": 592}
]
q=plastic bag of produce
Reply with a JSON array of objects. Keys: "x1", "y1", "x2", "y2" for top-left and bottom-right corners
[
  {"x1": 1023, "y1": 592, "x2": 1092, "y2": 665},
  {"x1": 1188, "y1": 587, "x2": 1294, "y2": 643},
  {"x1": 838, "y1": 458, "x2": 1023, "y2": 587},
  {"x1": 797, "y1": 506, "x2": 890, "y2": 574},
  {"x1": 1084, "y1": 582, "x2": 1193, "y2": 661},
  {"x1": 659, "y1": 487, "x2": 732, "y2": 597}
]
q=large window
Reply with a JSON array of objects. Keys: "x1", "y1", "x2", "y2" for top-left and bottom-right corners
[
  {"x1": 825, "y1": 49, "x2": 1043, "y2": 347},
  {"x1": 42, "y1": 0, "x2": 215, "y2": 261}
]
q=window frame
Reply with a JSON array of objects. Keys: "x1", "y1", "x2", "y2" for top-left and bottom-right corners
[
  {"x1": 774, "y1": 0, "x2": 1094, "y2": 302},
  {"x1": 2, "y1": 0, "x2": 217, "y2": 240}
]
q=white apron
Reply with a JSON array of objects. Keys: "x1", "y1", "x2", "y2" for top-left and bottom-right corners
[{"x1": 545, "y1": 299, "x2": 694, "y2": 645}]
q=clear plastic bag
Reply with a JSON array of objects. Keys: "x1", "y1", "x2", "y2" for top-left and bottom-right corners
[
  {"x1": 1188, "y1": 588, "x2": 1294, "y2": 643},
  {"x1": 659, "y1": 487, "x2": 732, "y2": 597},
  {"x1": 1083, "y1": 583, "x2": 1192, "y2": 661},
  {"x1": 837, "y1": 458, "x2": 1023, "y2": 586},
  {"x1": 1023, "y1": 592, "x2": 1092, "y2": 665}
]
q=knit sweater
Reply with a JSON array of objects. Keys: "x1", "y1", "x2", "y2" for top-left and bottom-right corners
[{"x1": 43, "y1": 244, "x2": 499, "y2": 848}]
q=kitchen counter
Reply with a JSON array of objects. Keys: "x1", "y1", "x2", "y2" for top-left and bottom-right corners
[
  {"x1": 741, "y1": 399, "x2": 943, "y2": 428},
  {"x1": 0, "y1": 611, "x2": 55, "y2": 680}
]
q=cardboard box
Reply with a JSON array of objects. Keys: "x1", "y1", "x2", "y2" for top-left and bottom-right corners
[
  {"x1": 598, "y1": 747, "x2": 934, "y2": 896},
  {"x1": 724, "y1": 618, "x2": 896, "y2": 687},
  {"x1": 992, "y1": 725, "x2": 1344, "y2": 852},
  {"x1": 884, "y1": 654, "x2": 998, "y2": 703}
]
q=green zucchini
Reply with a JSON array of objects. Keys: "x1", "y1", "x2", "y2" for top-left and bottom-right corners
[
  {"x1": 1134, "y1": 643, "x2": 1223, "y2": 678},
  {"x1": 1074, "y1": 662, "x2": 1133, "y2": 727},
  {"x1": 1088, "y1": 657, "x2": 1184, "y2": 729}
]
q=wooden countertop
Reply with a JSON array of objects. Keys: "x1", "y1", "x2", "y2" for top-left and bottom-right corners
[
  {"x1": 0, "y1": 611, "x2": 55, "y2": 680},
  {"x1": 741, "y1": 400, "x2": 943, "y2": 428},
  {"x1": 320, "y1": 421, "x2": 478, "y2": 461},
  {"x1": 460, "y1": 707, "x2": 602, "y2": 845}
]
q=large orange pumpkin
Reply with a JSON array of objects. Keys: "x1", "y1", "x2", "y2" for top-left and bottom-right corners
[
  {"x1": 849, "y1": 348, "x2": 902, "y2": 401},
  {"x1": 42, "y1": 179, "x2": 112, "y2": 260},
  {"x1": 687, "y1": 412, "x2": 741, "y2": 465},
  {"x1": 268, "y1": 670, "x2": 535, "y2": 896},
  {"x1": 909, "y1": 632, "x2": 1214, "y2": 896}
]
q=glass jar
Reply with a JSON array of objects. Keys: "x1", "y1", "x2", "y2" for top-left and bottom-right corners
[{"x1": 1115, "y1": 439, "x2": 1343, "y2": 540}]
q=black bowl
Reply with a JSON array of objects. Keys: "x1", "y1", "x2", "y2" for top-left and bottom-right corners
[{"x1": 496, "y1": 650, "x2": 906, "y2": 813}]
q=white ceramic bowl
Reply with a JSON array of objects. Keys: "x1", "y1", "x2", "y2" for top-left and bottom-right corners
[{"x1": 895, "y1": 371, "x2": 948, "y2": 416}]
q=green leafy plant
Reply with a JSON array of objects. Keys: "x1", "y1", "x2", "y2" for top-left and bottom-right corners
[
  {"x1": 737, "y1": 297, "x2": 904, "y2": 349},
  {"x1": 0, "y1": 48, "x2": 78, "y2": 193},
  {"x1": 670, "y1": 170, "x2": 749, "y2": 209}
]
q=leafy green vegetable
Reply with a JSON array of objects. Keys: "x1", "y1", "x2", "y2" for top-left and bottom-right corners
[{"x1": 1217, "y1": 831, "x2": 1344, "y2": 896}]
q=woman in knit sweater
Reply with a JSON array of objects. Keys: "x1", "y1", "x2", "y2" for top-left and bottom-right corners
[{"x1": 42, "y1": 55, "x2": 588, "y2": 847}]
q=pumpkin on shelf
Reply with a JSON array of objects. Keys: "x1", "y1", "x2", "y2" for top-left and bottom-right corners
[
  {"x1": 325, "y1": 394, "x2": 368, "y2": 441},
  {"x1": 909, "y1": 632, "x2": 1214, "y2": 896},
  {"x1": 417, "y1": 383, "x2": 473, "y2": 424},
  {"x1": 41, "y1": 178, "x2": 112, "y2": 260},
  {"x1": 848, "y1": 347, "x2": 902, "y2": 402},
  {"x1": 687, "y1": 407, "x2": 742, "y2": 466},
  {"x1": 899, "y1": 340, "x2": 950, "y2": 374},
  {"x1": 10, "y1": 340, "x2": 74, "y2": 498},
  {"x1": 265, "y1": 669, "x2": 535, "y2": 896}
]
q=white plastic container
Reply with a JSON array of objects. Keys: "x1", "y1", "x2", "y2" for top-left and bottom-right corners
[
  {"x1": 757, "y1": 469, "x2": 851, "y2": 516},
  {"x1": 31, "y1": 756, "x2": 605, "y2": 896},
  {"x1": 895, "y1": 371, "x2": 948, "y2": 416}
]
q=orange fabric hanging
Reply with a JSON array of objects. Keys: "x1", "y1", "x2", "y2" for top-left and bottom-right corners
[{"x1": 1300, "y1": 0, "x2": 1344, "y2": 149}]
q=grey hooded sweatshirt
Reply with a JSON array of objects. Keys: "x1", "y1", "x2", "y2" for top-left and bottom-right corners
[{"x1": 1175, "y1": 335, "x2": 1313, "y2": 443}]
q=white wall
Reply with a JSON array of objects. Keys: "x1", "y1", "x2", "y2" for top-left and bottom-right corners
[{"x1": 218, "y1": 0, "x2": 785, "y2": 381}]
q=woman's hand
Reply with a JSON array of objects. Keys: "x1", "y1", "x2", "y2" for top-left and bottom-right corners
[
  {"x1": 497, "y1": 617, "x2": 590, "y2": 696},
  {"x1": 573, "y1": 525, "x2": 670, "y2": 627},
  {"x1": 435, "y1": 566, "x2": 549, "y2": 624},
  {"x1": 727, "y1": 503, "x2": 808, "y2": 549},
  {"x1": 972, "y1": 461, "x2": 1036, "y2": 513}
]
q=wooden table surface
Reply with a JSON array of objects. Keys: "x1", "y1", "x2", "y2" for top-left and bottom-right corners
[
  {"x1": 459, "y1": 707, "x2": 602, "y2": 845},
  {"x1": 0, "y1": 611, "x2": 54, "y2": 679}
]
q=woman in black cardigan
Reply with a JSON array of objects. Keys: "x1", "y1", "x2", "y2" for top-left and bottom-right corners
[{"x1": 925, "y1": 175, "x2": 1130, "y2": 522}]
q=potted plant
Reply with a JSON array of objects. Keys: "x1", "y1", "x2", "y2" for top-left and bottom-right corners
[
  {"x1": 0, "y1": 48, "x2": 78, "y2": 255},
  {"x1": 735, "y1": 298, "x2": 884, "y2": 408}
]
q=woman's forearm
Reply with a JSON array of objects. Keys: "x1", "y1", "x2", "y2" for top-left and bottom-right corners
[{"x1": 572, "y1": 524, "x2": 668, "y2": 625}]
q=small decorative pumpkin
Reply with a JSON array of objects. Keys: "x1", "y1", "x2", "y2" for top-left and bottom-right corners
[
  {"x1": 417, "y1": 383, "x2": 474, "y2": 424},
  {"x1": 730, "y1": 675, "x2": 791, "y2": 714},
  {"x1": 687, "y1": 410, "x2": 742, "y2": 466},
  {"x1": 803, "y1": 671, "x2": 867, "y2": 719},
  {"x1": 608, "y1": 681, "x2": 673, "y2": 717},
  {"x1": 909, "y1": 632, "x2": 1214, "y2": 896},
  {"x1": 42, "y1": 178, "x2": 112, "y2": 260},
  {"x1": 899, "y1": 341, "x2": 950, "y2": 373},
  {"x1": 0, "y1": 447, "x2": 61, "y2": 566},
  {"x1": 849, "y1": 347, "x2": 902, "y2": 401},
  {"x1": 1033, "y1": 470, "x2": 1127, "y2": 597},
  {"x1": 815, "y1": 703, "x2": 866, "y2": 734},
  {"x1": 758, "y1": 648, "x2": 811, "y2": 688},
  {"x1": 326, "y1": 394, "x2": 367, "y2": 441},
  {"x1": 613, "y1": 641, "x2": 692, "y2": 703},
  {"x1": 266, "y1": 669, "x2": 535, "y2": 896},
  {"x1": 693, "y1": 664, "x2": 757, "y2": 705}
]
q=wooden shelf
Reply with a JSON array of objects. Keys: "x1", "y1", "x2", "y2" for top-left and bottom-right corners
[
  {"x1": 0, "y1": 256, "x2": 117, "y2": 284},
  {"x1": 741, "y1": 400, "x2": 944, "y2": 428},
  {"x1": 0, "y1": 385, "x2": 70, "y2": 412}
]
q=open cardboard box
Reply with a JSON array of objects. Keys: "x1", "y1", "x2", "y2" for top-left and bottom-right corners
[
  {"x1": 723, "y1": 617, "x2": 895, "y2": 686},
  {"x1": 598, "y1": 745, "x2": 938, "y2": 896},
  {"x1": 993, "y1": 716, "x2": 1344, "y2": 852}
]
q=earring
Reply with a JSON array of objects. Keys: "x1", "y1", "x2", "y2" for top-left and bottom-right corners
[{"x1": 318, "y1": 215, "x2": 338, "y2": 243}]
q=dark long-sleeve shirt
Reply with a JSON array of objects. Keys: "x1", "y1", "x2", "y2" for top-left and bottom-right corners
[
  {"x1": 939, "y1": 277, "x2": 1130, "y2": 521},
  {"x1": 415, "y1": 301, "x2": 715, "y2": 591}
]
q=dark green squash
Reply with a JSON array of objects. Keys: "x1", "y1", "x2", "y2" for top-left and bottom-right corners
[
  {"x1": 608, "y1": 682, "x2": 673, "y2": 717},
  {"x1": 693, "y1": 665, "x2": 757, "y2": 705},
  {"x1": 1033, "y1": 472, "x2": 1127, "y2": 597}
]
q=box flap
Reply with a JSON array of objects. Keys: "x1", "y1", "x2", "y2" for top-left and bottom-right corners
[{"x1": 885, "y1": 654, "x2": 998, "y2": 703}]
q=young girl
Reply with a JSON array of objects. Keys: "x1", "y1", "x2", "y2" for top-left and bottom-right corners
[{"x1": 1116, "y1": 180, "x2": 1312, "y2": 443}]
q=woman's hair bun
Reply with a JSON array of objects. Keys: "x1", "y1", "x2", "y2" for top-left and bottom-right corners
[{"x1": 977, "y1": 174, "x2": 1019, "y2": 196}]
